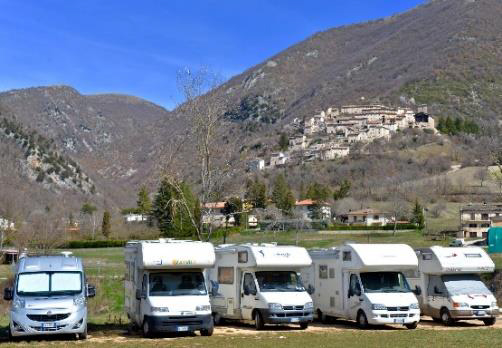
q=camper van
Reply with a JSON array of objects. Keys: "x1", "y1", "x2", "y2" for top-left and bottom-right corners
[
  {"x1": 303, "y1": 244, "x2": 421, "y2": 329},
  {"x1": 208, "y1": 243, "x2": 314, "y2": 330},
  {"x1": 3, "y1": 253, "x2": 96, "y2": 340},
  {"x1": 124, "y1": 239, "x2": 216, "y2": 337},
  {"x1": 409, "y1": 246, "x2": 499, "y2": 326}
]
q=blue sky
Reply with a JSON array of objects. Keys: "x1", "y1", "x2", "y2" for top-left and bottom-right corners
[{"x1": 0, "y1": 0, "x2": 424, "y2": 109}]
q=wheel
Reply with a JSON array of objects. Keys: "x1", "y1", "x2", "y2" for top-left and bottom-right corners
[
  {"x1": 440, "y1": 308, "x2": 454, "y2": 326},
  {"x1": 405, "y1": 322, "x2": 418, "y2": 330},
  {"x1": 432, "y1": 317, "x2": 442, "y2": 323},
  {"x1": 357, "y1": 311, "x2": 369, "y2": 329},
  {"x1": 78, "y1": 324, "x2": 88, "y2": 340},
  {"x1": 8, "y1": 327, "x2": 13, "y2": 341},
  {"x1": 482, "y1": 318, "x2": 496, "y2": 326},
  {"x1": 142, "y1": 320, "x2": 152, "y2": 338},
  {"x1": 254, "y1": 311, "x2": 265, "y2": 330},
  {"x1": 299, "y1": 322, "x2": 309, "y2": 330},
  {"x1": 200, "y1": 326, "x2": 214, "y2": 336},
  {"x1": 213, "y1": 313, "x2": 223, "y2": 326}
]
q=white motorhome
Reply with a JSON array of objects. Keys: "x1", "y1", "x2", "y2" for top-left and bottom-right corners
[
  {"x1": 409, "y1": 246, "x2": 499, "y2": 326},
  {"x1": 303, "y1": 244, "x2": 421, "y2": 329},
  {"x1": 124, "y1": 239, "x2": 216, "y2": 337},
  {"x1": 207, "y1": 243, "x2": 314, "y2": 330}
]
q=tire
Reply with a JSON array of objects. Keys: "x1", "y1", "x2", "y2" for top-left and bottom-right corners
[
  {"x1": 482, "y1": 318, "x2": 496, "y2": 326},
  {"x1": 213, "y1": 313, "x2": 223, "y2": 326},
  {"x1": 432, "y1": 317, "x2": 442, "y2": 323},
  {"x1": 142, "y1": 320, "x2": 152, "y2": 338},
  {"x1": 254, "y1": 311, "x2": 265, "y2": 331},
  {"x1": 78, "y1": 324, "x2": 88, "y2": 340},
  {"x1": 8, "y1": 327, "x2": 13, "y2": 341},
  {"x1": 405, "y1": 322, "x2": 418, "y2": 330},
  {"x1": 357, "y1": 311, "x2": 369, "y2": 330},
  {"x1": 200, "y1": 326, "x2": 214, "y2": 336},
  {"x1": 300, "y1": 322, "x2": 309, "y2": 330},
  {"x1": 440, "y1": 308, "x2": 454, "y2": 326}
]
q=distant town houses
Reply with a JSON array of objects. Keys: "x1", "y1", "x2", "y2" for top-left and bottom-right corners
[
  {"x1": 294, "y1": 199, "x2": 332, "y2": 221},
  {"x1": 338, "y1": 208, "x2": 394, "y2": 227},
  {"x1": 0, "y1": 218, "x2": 15, "y2": 230},
  {"x1": 458, "y1": 203, "x2": 502, "y2": 238},
  {"x1": 123, "y1": 213, "x2": 148, "y2": 223},
  {"x1": 249, "y1": 103, "x2": 435, "y2": 171}
]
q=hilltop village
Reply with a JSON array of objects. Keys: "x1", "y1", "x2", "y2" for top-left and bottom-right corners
[{"x1": 249, "y1": 104, "x2": 436, "y2": 171}]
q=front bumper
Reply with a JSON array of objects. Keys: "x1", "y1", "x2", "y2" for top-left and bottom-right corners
[
  {"x1": 145, "y1": 314, "x2": 213, "y2": 333},
  {"x1": 261, "y1": 309, "x2": 313, "y2": 324},
  {"x1": 368, "y1": 310, "x2": 420, "y2": 325},
  {"x1": 450, "y1": 308, "x2": 499, "y2": 320},
  {"x1": 10, "y1": 307, "x2": 87, "y2": 337}
]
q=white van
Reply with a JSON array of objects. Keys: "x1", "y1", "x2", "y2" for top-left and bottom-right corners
[
  {"x1": 303, "y1": 244, "x2": 421, "y2": 329},
  {"x1": 124, "y1": 239, "x2": 215, "y2": 337},
  {"x1": 409, "y1": 246, "x2": 499, "y2": 326},
  {"x1": 207, "y1": 243, "x2": 313, "y2": 330},
  {"x1": 3, "y1": 253, "x2": 95, "y2": 340}
]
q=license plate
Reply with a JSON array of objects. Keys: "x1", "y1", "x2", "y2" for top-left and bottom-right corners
[
  {"x1": 42, "y1": 322, "x2": 55, "y2": 328},
  {"x1": 181, "y1": 311, "x2": 195, "y2": 316},
  {"x1": 290, "y1": 318, "x2": 300, "y2": 323},
  {"x1": 475, "y1": 311, "x2": 486, "y2": 316},
  {"x1": 393, "y1": 319, "x2": 405, "y2": 324},
  {"x1": 177, "y1": 326, "x2": 189, "y2": 332}
]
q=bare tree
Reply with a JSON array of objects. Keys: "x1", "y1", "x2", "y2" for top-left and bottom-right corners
[
  {"x1": 158, "y1": 67, "x2": 240, "y2": 241},
  {"x1": 474, "y1": 167, "x2": 488, "y2": 187}
]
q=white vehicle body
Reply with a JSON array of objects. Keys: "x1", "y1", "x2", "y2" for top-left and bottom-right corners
[
  {"x1": 3, "y1": 254, "x2": 95, "y2": 339},
  {"x1": 409, "y1": 246, "x2": 499, "y2": 325},
  {"x1": 207, "y1": 243, "x2": 314, "y2": 329},
  {"x1": 303, "y1": 244, "x2": 421, "y2": 329},
  {"x1": 124, "y1": 239, "x2": 215, "y2": 336}
]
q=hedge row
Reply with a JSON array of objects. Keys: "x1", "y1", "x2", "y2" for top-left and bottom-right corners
[
  {"x1": 63, "y1": 240, "x2": 128, "y2": 249},
  {"x1": 328, "y1": 224, "x2": 419, "y2": 231}
]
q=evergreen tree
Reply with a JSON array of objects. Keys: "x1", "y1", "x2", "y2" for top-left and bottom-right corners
[
  {"x1": 222, "y1": 197, "x2": 243, "y2": 226},
  {"x1": 306, "y1": 182, "x2": 331, "y2": 202},
  {"x1": 102, "y1": 211, "x2": 111, "y2": 238},
  {"x1": 245, "y1": 178, "x2": 267, "y2": 209},
  {"x1": 411, "y1": 200, "x2": 425, "y2": 230},
  {"x1": 136, "y1": 185, "x2": 152, "y2": 215},
  {"x1": 444, "y1": 116, "x2": 454, "y2": 135},
  {"x1": 272, "y1": 174, "x2": 295, "y2": 215},
  {"x1": 436, "y1": 117, "x2": 445, "y2": 133},
  {"x1": 454, "y1": 118, "x2": 463, "y2": 134},
  {"x1": 278, "y1": 133, "x2": 289, "y2": 151},
  {"x1": 152, "y1": 178, "x2": 200, "y2": 238},
  {"x1": 333, "y1": 180, "x2": 351, "y2": 201}
]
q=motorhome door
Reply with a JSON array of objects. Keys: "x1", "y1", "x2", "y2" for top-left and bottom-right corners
[
  {"x1": 241, "y1": 272, "x2": 257, "y2": 320},
  {"x1": 347, "y1": 273, "x2": 362, "y2": 320},
  {"x1": 139, "y1": 273, "x2": 149, "y2": 323},
  {"x1": 427, "y1": 275, "x2": 448, "y2": 318}
]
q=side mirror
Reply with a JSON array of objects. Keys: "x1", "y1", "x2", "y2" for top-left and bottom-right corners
[
  {"x1": 243, "y1": 287, "x2": 250, "y2": 296},
  {"x1": 355, "y1": 288, "x2": 362, "y2": 297},
  {"x1": 434, "y1": 286, "x2": 442, "y2": 295},
  {"x1": 413, "y1": 285, "x2": 422, "y2": 296},
  {"x1": 348, "y1": 289, "x2": 353, "y2": 298},
  {"x1": 86, "y1": 284, "x2": 96, "y2": 298},
  {"x1": 3, "y1": 288, "x2": 13, "y2": 301},
  {"x1": 135, "y1": 289, "x2": 142, "y2": 300},
  {"x1": 250, "y1": 288, "x2": 257, "y2": 296},
  {"x1": 307, "y1": 284, "x2": 315, "y2": 295}
]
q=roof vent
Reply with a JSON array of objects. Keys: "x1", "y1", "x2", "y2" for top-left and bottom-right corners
[{"x1": 61, "y1": 251, "x2": 73, "y2": 257}]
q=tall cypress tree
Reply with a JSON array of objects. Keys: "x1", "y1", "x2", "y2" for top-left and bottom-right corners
[
  {"x1": 102, "y1": 211, "x2": 111, "y2": 238},
  {"x1": 137, "y1": 185, "x2": 152, "y2": 215},
  {"x1": 272, "y1": 174, "x2": 295, "y2": 215}
]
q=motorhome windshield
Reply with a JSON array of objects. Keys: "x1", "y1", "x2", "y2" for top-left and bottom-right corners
[
  {"x1": 360, "y1": 272, "x2": 411, "y2": 293},
  {"x1": 149, "y1": 272, "x2": 207, "y2": 296},
  {"x1": 255, "y1": 271, "x2": 305, "y2": 292},
  {"x1": 17, "y1": 272, "x2": 82, "y2": 296},
  {"x1": 442, "y1": 274, "x2": 492, "y2": 296}
]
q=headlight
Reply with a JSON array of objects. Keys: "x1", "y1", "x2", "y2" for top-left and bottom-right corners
[
  {"x1": 371, "y1": 304, "x2": 387, "y2": 311},
  {"x1": 491, "y1": 302, "x2": 498, "y2": 308},
  {"x1": 196, "y1": 305, "x2": 211, "y2": 311},
  {"x1": 73, "y1": 295, "x2": 86, "y2": 306},
  {"x1": 452, "y1": 302, "x2": 469, "y2": 308},
  {"x1": 304, "y1": 302, "x2": 313, "y2": 309},
  {"x1": 151, "y1": 306, "x2": 169, "y2": 312},
  {"x1": 409, "y1": 303, "x2": 420, "y2": 310},
  {"x1": 12, "y1": 298, "x2": 25, "y2": 310},
  {"x1": 268, "y1": 303, "x2": 283, "y2": 311}
]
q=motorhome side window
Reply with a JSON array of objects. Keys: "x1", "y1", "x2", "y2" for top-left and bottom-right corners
[
  {"x1": 349, "y1": 274, "x2": 360, "y2": 296},
  {"x1": 238, "y1": 251, "x2": 248, "y2": 263},
  {"x1": 343, "y1": 251, "x2": 352, "y2": 261},
  {"x1": 427, "y1": 275, "x2": 445, "y2": 296},
  {"x1": 329, "y1": 268, "x2": 335, "y2": 279},
  {"x1": 319, "y1": 265, "x2": 328, "y2": 279},
  {"x1": 243, "y1": 273, "x2": 256, "y2": 293},
  {"x1": 218, "y1": 267, "x2": 234, "y2": 284}
]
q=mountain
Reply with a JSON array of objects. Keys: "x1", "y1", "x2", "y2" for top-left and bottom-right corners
[
  {"x1": 208, "y1": 0, "x2": 502, "y2": 135},
  {"x1": 0, "y1": 86, "x2": 173, "y2": 212}
]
